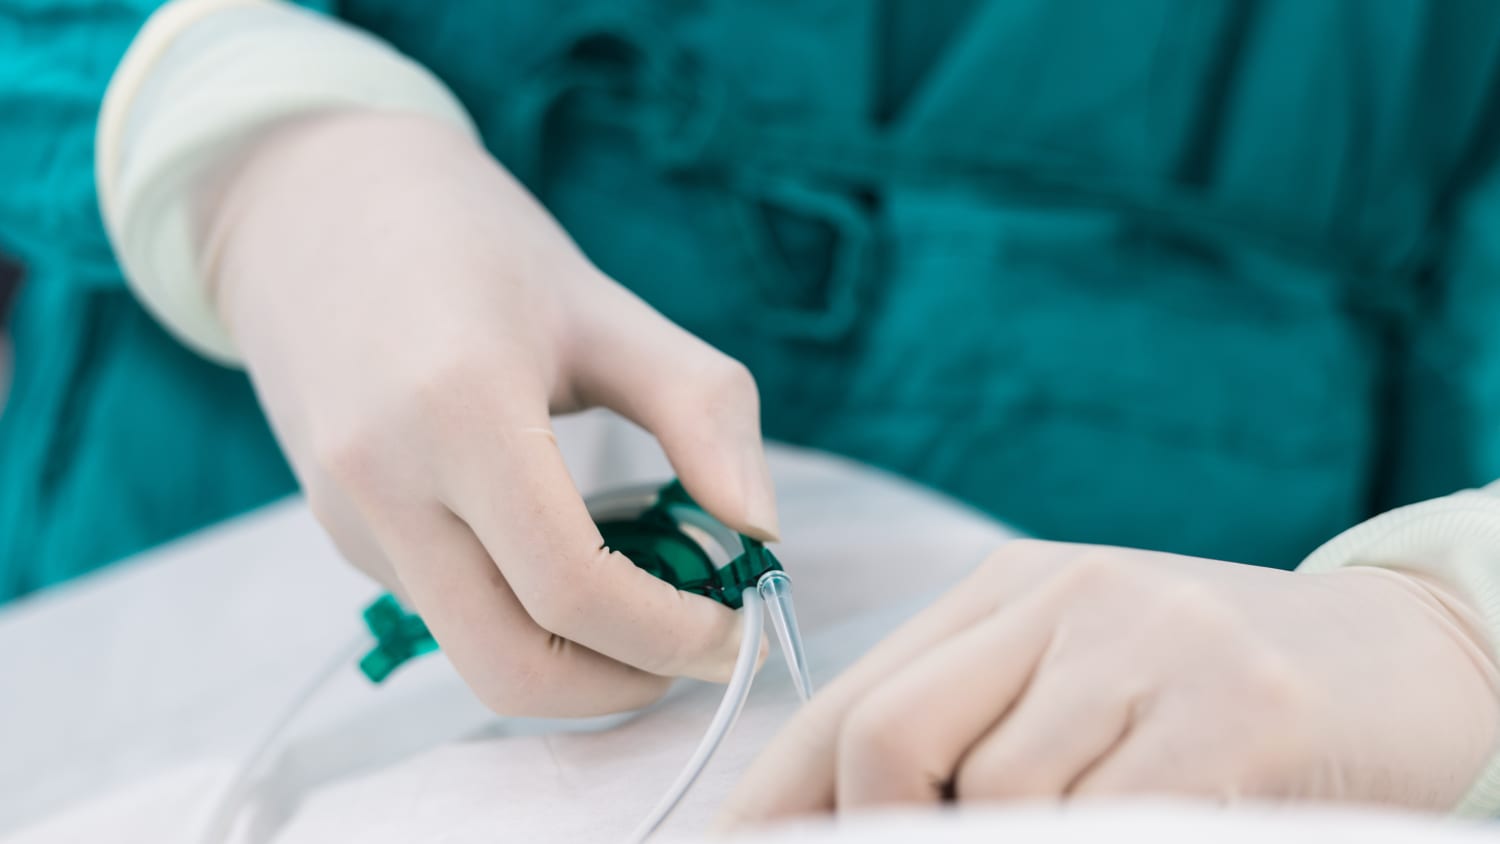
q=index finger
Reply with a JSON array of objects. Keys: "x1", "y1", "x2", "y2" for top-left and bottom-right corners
[
  {"x1": 443, "y1": 418, "x2": 751, "y2": 682},
  {"x1": 372, "y1": 502, "x2": 677, "y2": 716},
  {"x1": 716, "y1": 539, "x2": 1075, "y2": 826}
]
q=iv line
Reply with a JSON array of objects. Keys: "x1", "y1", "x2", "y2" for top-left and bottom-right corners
[
  {"x1": 197, "y1": 633, "x2": 369, "y2": 844},
  {"x1": 624, "y1": 583, "x2": 766, "y2": 844},
  {"x1": 199, "y1": 575, "x2": 806, "y2": 844}
]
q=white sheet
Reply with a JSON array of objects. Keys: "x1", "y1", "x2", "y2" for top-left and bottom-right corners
[
  {"x1": 0, "y1": 411, "x2": 1006, "y2": 842},
  {"x1": 3, "y1": 411, "x2": 1487, "y2": 843}
]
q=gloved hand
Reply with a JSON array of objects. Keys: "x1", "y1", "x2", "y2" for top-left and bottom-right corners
[
  {"x1": 205, "y1": 109, "x2": 777, "y2": 716},
  {"x1": 719, "y1": 539, "x2": 1500, "y2": 825}
]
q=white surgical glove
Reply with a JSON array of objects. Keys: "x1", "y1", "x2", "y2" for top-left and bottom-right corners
[
  {"x1": 719, "y1": 539, "x2": 1500, "y2": 825},
  {"x1": 100, "y1": 2, "x2": 777, "y2": 716}
]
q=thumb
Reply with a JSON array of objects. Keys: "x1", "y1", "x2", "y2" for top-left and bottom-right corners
[
  {"x1": 647, "y1": 354, "x2": 780, "y2": 542},
  {"x1": 568, "y1": 286, "x2": 780, "y2": 540}
]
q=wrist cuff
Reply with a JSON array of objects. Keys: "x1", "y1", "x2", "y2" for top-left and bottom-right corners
[
  {"x1": 1299, "y1": 488, "x2": 1500, "y2": 816},
  {"x1": 96, "y1": 0, "x2": 477, "y2": 363}
]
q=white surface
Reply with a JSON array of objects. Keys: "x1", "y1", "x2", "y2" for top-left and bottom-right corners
[
  {"x1": 731, "y1": 804, "x2": 1500, "y2": 843},
  {"x1": 0, "y1": 410, "x2": 1008, "y2": 842},
  {"x1": 1, "y1": 411, "x2": 1489, "y2": 843}
]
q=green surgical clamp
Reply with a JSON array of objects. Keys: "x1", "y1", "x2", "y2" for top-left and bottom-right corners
[{"x1": 357, "y1": 479, "x2": 814, "y2": 702}]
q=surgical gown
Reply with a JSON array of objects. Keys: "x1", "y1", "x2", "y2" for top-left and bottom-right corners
[{"x1": 4, "y1": 0, "x2": 1500, "y2": 599}]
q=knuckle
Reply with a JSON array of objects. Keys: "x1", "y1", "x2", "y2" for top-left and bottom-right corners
[
  {"x1": 677, "y1": 354, "x2": 759, "y2": 416},
  {"x1": 837, "y1": 696, "x2": 919, "y2": 774},
  {"x1": 702, "y1": 354, "x2": 758, "y2": 398},
  {"x1": 1159, "y1": 578, "x2": 1214, "y2": 611},
  {"x1": 976, "y1": 538, "x2": 1056, "y2": 581},
  {"x1": 313, "y1": 427, "x2": 384, "y2": 490},
  {"x1": 523, "y1": 586, "x2": 583, "y2": 637},
  {"x1": 1155, "y1": 580, "x2": 1231, "y2": 629},
  {"x1": 520, "y1": 547, "x2": 604, "y2": 636},
  {"x1": 1055, "y1": 551, "x2": 1142, "y2": 595}
]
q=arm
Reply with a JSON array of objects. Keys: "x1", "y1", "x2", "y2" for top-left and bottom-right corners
[
  {"x1": 96, "y1": 0, "x2": 780, "y2": 715},
  {"x1": 96, "y1": 0, "x2": 469, "y2": 361}
]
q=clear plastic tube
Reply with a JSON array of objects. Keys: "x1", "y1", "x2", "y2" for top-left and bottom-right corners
[
  {"x1": 624, "y1": 587, "x2": 765, "y2": 844},
  {"x1": 757, "y1": 571, "x2": 814, "y2": 702},
  {"x1": 198, "y1": 633, "x2": 370, "y2": 844},
  {"x1": 201, "y1": 545, "x2": 793, "y2": 843}
]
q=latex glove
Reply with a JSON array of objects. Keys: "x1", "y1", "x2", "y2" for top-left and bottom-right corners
[
  {"x1": 206, "y1": 109, "x2": 777, "y2": 716},
  {"x1": 719, "y1": 540, "x2": 1500, "y2": 825}
]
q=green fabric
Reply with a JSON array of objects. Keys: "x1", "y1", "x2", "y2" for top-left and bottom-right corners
[
  {"x1": 5, "y1": 0, "x2": 1500, "y2": 601},
  {"x1": 0, "y1": 0, "x2": 307, "y2": 598}
]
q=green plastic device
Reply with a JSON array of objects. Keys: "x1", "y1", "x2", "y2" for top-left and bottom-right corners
[
  {"x1": 595, "y1": 480, "x2": 782, "y2": 609},
  {"x1": 358, "y1": 480, "x2": 783, "y2": 684},
  {"x1": 358, "y1": 595, "x2": 439, "y2": 684}
]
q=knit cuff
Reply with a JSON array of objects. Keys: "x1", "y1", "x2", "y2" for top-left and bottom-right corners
[
  {"x1": 96, "y1": 0, "x2": 477, "y2": 363},
  {"x1": 1298, "y1": 486, "x2": 1500, "y2": 816}
]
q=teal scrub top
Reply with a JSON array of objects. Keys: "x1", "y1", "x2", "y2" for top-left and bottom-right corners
[{"x1": 5, "y1": 0, "x2": 1500, "y2": 601}]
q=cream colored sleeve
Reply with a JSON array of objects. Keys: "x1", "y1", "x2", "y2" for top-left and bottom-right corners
[
  {"x1": 1298, "y1": 483, "x2": 1500, "y2": 816},
  {"x1": 96, "y1": 0, "x2": 478, "y2": 364}
]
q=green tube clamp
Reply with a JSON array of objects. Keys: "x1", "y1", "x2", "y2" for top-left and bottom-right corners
[
  {"x1": 359, "y1": 594, "x2": 439, "y2": 683},
  {"x1": 357, "y1": 479, "x2": 780, "y2": 683},
  {"x1": 596, "y1": 480, "x2": 781, "y2": 609}
]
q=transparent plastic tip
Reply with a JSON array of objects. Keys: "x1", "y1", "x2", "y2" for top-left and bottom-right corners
[{"x1": 757, "y1": 571, "x2": 814, "y2": 702}]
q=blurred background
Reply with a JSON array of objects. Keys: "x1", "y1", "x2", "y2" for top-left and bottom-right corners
[{"x1": 0, "y1": 252, "x2": 17, "y2": 413}]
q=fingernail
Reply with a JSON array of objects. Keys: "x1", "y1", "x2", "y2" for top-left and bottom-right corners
[{"x1": 741, "y1": 452, "x2": 781, "y2": 541}]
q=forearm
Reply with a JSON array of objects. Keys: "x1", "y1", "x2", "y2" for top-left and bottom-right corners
[{"x1": 96, "y1": 0, "x2": 475, "y2": 363}]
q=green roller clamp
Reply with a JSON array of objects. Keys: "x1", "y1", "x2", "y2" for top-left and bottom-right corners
[{"x1": 357, "y1": 479, "x2": 781, "y2": 683}]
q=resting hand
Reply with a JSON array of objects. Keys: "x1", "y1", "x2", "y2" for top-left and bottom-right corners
[
  {"x1": 207, "y1": 110, "x2": 776, "y2": 716},
  {"x1": 720, "y1": 539, "x2": 1500, "y2": 824}
]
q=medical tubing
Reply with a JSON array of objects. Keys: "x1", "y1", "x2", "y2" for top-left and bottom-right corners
[
  {"x1": 624, "y1": 588, "x2": 765, "y2": 844},
  {"x1": 758, "y1": 571, "x2": 814, "y2": 702},
  {"x1": 198, "y1": 632, "x2": 370, "y2": 844}
]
